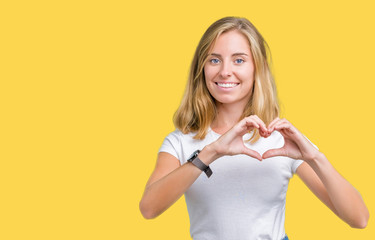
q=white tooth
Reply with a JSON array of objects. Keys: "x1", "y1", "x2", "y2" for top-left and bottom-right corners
[{"x1": 218, "y1": 83, "x2": 237, "y2": 88}]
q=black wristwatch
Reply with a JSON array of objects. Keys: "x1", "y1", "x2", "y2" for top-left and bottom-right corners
[{"x1": 187, "y1": 150, "x2": 212, "y2": 178}]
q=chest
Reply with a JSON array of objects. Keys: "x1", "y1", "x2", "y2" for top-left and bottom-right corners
[{"x1": 186, "y1": 155, "x2": 293, "y2": 207}]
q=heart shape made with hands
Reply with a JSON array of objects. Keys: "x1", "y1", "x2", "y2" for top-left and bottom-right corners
[
  {"x1": 239, "y1": 117, "x2": 304, "y2": 161},
  {"x1": 253, "y1": 129, "x2": 287, "y2": 160},
  {"x1": 216, "y1": 116, "x2": 314, "y2": 162}
]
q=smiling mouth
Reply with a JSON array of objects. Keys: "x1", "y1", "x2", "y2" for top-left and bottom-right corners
[{"x1": 215, "y1": 82, "x2": 239, "y2": 88}]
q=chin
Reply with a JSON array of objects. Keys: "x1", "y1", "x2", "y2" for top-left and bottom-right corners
[{"x1": 215, "y1": 97, "x2": 241, "y2": 105}]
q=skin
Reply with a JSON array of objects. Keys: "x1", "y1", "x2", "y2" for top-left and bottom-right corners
[
  {"x1": 139, "y1": 30, "x2": 369, "y2": 228},
  {"x1": 204, "y1": 30, "x2": 255, "y2": 110}
]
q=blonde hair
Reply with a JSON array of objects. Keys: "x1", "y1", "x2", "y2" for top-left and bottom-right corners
[{"x1": 174, "y1": 16, "x2": 279, "y2": 143}]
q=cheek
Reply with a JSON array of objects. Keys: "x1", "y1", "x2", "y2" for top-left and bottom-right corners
[
  {"x1": 204, "y1": 65, "x2": 217, "y2": 81},
  {"x1": 238, "y1": 67, "x2": 255, "y2": 82}
]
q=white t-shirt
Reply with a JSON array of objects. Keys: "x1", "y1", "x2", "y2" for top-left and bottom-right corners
[{"x1": 159, "y1": 128, "x2": 312, "y2": 240}]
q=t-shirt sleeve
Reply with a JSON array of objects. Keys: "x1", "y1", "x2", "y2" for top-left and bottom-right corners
[
  {"x1": 158, "y1": 130, "x2": 182, "y2": 164},
  {"x1": 291, "y1": 134, "x2": 319, "y2": 174},
  {"x1": 291, "y1": 160, "x2": 304, "y2": 174}
]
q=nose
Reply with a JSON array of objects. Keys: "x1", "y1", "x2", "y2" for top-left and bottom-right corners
[{"x1": 219, "y1": 61, "x2": 232, "y2": 78}]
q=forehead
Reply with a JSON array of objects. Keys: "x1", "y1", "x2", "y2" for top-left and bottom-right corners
[{"x1": 209, "y1": 30, "x2": 251, "y2": 54}]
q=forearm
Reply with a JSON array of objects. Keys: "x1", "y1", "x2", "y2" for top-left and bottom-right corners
[
  {"x1": 140, "y1": 162, "x2": 201, "y2": 219},
  {"x1": 307, "y1": 152, "x2": 369, "y2": 228},
  {"x1": 139, "y1": 145, "x2": 218, "y2": 219}
]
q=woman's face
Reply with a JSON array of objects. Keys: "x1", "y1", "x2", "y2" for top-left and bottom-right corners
[{"x1": 204, "y1": 30, "x2": 255, "y2": 108}]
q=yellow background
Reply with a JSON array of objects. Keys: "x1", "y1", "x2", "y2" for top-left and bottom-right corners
[{"x1": 1, "y1": 0, "x2": 374, "y2": 239}]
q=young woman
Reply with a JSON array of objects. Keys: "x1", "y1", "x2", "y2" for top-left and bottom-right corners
[{"x1": 139, "y1": 17, "x2": 369, "y2": 240}]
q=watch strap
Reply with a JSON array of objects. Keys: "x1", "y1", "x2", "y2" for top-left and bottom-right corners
[
  {"x1": 189, "y1": 155, "x2": 212, "y2": 178},
  {"x1": 187, "y1": 150, "x2": 212, "y2": 177}
]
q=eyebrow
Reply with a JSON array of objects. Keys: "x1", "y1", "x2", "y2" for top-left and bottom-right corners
[{"x1": 210, "y1": 52, "x2": 249, "y2": 57}]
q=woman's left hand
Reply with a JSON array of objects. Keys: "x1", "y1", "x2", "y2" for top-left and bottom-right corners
[{"x1": 262, "y1": 118, "x2": 321, "y2": 162}]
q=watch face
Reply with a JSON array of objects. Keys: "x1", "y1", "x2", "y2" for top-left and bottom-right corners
[{"x1": 188, "y1": 150, "x2": 200, "y2": 161}]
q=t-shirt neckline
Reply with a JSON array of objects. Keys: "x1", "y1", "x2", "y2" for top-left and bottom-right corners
[{"x1": 208, "y1": 127, "x2": 222, "y2": 137}]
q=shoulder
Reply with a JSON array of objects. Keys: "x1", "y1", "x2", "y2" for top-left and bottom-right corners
[
  {"x1": 164, "y1": 129, "x2": 193, "y2": 141},
  {"x1": 160, "y1": 129, "x2": 207, "y2": 163},
  {"x1": 162, "y1": 129, "x2": 200, "y2": 147},
  {"x1": 165, "y1": 129, "x2": 182, "y2": 140}
]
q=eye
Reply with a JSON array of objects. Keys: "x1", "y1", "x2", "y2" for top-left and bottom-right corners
[
  {"x1": 209, "y1": 58, "x2": 220, "y2": 64},
  {"x1": 235, "y1": 59, "x2": 244, "y2": 64}
]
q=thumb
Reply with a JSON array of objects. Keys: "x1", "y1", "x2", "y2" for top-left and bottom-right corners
[
  {"x1": 262, "y1": 148, "x2": 286, "y2": 159},
  {"x1": 242, "y1": 147, "x2": 262, "y2": 161}
]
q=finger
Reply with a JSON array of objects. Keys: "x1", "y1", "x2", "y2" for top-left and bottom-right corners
[
  {"x1": 259, "y1": 130, "x2": 269, "y2": 138},
  {"x1": 268, "y1": 117, "x2": 280, "y2": 133},
  {"x1": 262, "y1": 147, "x2": 286, "y2": 159},
  {"x1": 273, "y1": 122, "x2": 293, "y2": 133},
  {"x1": 242, "y1": 147, "x2": 262, "y2": 161},
  {"x1": 258, "y1": 126, "x2": 270, "y2": 138},
  {"x1": 269, "y1": 116, "x2": 280, "y2": 124},
  {"x1": 259, "y1": 128, "x2": 271, "y2": 138},
  {"x1": 252, "y1": 115, "x2": 268, "y2": 133},
  {"x1": 268, "y1": 118, "x2": 288, "y2": 133},
  {"x1": 246, "y1": 116, "x2": 267, "y2": 135},
  {"x1": 244, "y1": 116, "x2": 268, "y2": 137},
  {"x1": 268, "y1": 117, "x2": 280, "y2": 127},
  {"x1": 244, "y1": 117, "x2": 260, "y2": 129}
]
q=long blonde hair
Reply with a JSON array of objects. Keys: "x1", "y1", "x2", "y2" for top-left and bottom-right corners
[{"x1": 174, "y1": 16, "x2": 279, "y2": 143}]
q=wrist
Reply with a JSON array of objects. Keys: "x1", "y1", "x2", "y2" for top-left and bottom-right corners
[
  {"x1": 305, "y1": 151, "x2": 326, "y2": 167},
  {"x1": 198, "y1": 144, "x2": 221, "y2": 165}
]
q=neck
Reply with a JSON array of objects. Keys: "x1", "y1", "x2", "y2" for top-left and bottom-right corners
[{"x1": 211, "y1": 101, "x2": 246, "y2": 134}]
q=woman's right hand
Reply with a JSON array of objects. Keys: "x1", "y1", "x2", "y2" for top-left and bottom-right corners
[{"x1": 209, "y1": 115, "x2": 269, "y2": 161}]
